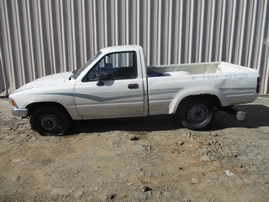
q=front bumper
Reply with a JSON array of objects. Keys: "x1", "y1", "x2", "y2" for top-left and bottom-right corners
[{"x1": 11, "y1": 107, "x2": 29, "y2": 117}]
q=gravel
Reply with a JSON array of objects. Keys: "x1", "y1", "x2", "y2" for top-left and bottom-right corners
[{"x1": 0, "y1": 96, "x2": 269, "y2": 201}]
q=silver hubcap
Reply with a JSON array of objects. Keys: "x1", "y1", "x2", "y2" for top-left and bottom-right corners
[
  {"x1": 188, "y1": 104, "x2": 209, "y2": 124},
  {"x1": 39, "y1": 114, "x2": 60, "y2": 132}
]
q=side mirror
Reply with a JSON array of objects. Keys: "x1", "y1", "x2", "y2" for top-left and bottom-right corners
[{"x1": 97, "y1": 72, "x2": 109, "y2": 86}]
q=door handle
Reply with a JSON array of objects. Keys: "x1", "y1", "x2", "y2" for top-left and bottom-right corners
[{"x1": 128, "y1": 83, "x2": 139, "y2": 89}]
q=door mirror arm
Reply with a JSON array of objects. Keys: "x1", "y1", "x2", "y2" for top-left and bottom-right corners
[{"x1": 97, "y1": 73, "x2": 109, "y2": 86}]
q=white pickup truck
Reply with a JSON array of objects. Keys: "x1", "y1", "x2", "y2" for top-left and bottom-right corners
[{"x1": 9, "y1": 45, "x2": 260, "y2": 136}]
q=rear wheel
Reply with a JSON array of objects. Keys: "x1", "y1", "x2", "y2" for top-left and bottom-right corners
[
  {"x1": 180, "y1": 98, "x2": 215, "y2": 130},
  {"x1": 30, "y1": 106, "x2": 70, "y2": 136}
]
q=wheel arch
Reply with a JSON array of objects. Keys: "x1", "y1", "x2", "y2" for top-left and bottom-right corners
[
  {"x1": 177, "y1": 94, "x2": 222, "y2": 114},
  {"x1": 26, "y1": 102, "x2": 71, "y2": 120}
]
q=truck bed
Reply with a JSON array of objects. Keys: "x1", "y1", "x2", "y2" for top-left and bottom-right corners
[{"x1": 147, "y1": 61, "x2": 254, "y2": 77}]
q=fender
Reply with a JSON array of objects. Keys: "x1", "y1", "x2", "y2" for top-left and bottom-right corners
[{"x1": 168, "y1": 86, "x2": 225, "y2": 114}]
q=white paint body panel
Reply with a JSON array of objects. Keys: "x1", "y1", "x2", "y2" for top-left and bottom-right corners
[{"x1": 9, "y1": 45, "x2": 259, "y2": 120}]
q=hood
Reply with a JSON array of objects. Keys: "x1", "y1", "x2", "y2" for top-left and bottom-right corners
[{"x1": 12, "y1": 72, "x2": 72, "y2": 94}]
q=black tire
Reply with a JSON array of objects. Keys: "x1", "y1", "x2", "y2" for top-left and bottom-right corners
[
  {"x1": 180, "y1": 98, "x2": 215, "y2": 130},
  {"x1": 30, "y1": 106, "x2": 70, "y2": 136}
]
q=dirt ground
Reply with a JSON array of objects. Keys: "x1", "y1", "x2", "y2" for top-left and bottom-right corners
[{"x1": 0, "y1": 96, "x2": 269, "y2": 202}]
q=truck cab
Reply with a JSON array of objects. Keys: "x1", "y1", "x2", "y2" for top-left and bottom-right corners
[{"x1": 72, "y1": 46, "x2": 148, "y2": 119}]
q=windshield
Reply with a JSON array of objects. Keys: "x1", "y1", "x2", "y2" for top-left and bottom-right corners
[{"x1": 72, "y1": 51, "x2": 102, "y2": 79}]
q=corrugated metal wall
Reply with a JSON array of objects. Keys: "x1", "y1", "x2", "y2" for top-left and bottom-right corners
[{"x1": 0, "y1": 0, "x2": 268, "y2": 96}]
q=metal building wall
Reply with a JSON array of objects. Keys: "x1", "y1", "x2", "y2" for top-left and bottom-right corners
[{"x1": 0, "y1": 0, "x2": 268, "y2": 96}]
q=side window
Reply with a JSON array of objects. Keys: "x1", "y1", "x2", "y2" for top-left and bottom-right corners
[{"x1": 83, "y1": 51, "x2": 137, "y2": 82}]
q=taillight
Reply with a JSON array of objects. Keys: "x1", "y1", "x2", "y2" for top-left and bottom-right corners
[{"x1": 256, "y1": 77, "x2": 261, "y2": 93}]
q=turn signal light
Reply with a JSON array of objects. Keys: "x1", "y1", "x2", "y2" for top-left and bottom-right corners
[{"x1": 9, "y1": 98, "x2": 18, "y2": 108}]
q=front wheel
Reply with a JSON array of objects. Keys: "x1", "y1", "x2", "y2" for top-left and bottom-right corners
[
  {"x1": 30, "y1": 106, "x2": 70, "y2": 136},
  {"x1": 180, "y1": 98, "x2": 215, "y2": 130}
]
